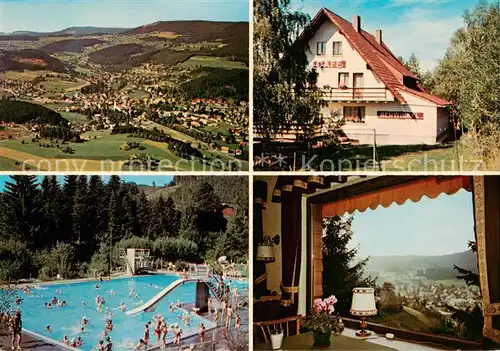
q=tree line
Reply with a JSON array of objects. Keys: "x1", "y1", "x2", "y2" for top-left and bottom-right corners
[
  {"x1": 0, "y1": 175, "x2": 248, "y2": 282},
  {"x1": 0, "y1": 100, "x2": 69, "y2": 126}
]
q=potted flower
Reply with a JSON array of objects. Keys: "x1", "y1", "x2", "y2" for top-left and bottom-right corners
[
  {"x1": 304, "y1": 295, "x2": 344, "y2": 348},
  {"x1": 270, "y1": 324, "x2": 284, "y2": 350}
]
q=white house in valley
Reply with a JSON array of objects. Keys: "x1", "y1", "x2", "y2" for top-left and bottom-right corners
[{"x1": 301, "y1": 8, "x2": 452, "y2": 145}]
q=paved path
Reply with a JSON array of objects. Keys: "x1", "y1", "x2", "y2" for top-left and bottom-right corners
[{"x1": 0, "y1": 330, "x2": 64, "y2": 351}]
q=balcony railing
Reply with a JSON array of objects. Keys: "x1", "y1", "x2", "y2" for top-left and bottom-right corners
[{"x1": 321, "y1": 87, "x2": 390, "y2": 101}]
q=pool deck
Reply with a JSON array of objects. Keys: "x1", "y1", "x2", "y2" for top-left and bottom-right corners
[{"x1": 0, "y1": 329, "x2": 64, "y2": 350}]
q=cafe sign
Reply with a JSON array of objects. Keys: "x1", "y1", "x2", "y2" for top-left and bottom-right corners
[
  {"x1": 312, "y1": 60, "x2": 347, "y2": 69},
  {"x1": 377, "y1": 111, "x2": 424, "y2": 120}
]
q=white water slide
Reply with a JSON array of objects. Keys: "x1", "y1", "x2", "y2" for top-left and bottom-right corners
[{"x1": 126, "y1": 278, "x2": 220, "y2": 316}]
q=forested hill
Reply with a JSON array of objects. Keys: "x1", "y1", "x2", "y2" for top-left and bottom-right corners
[{"x1": 0, "y1": 100, "x2": 69, "y2": 125}]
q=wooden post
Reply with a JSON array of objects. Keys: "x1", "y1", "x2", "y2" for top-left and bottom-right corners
[{"x1": 196, "y1": 282, "x2": 209, "y2": 313}]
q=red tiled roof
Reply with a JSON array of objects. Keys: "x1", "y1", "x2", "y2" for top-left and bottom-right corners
[{"x1": 300, "y1": 8, "x2": 452, "y2": 106}]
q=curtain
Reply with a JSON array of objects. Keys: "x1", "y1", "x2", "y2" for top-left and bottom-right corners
[
  {"x1": 323, "y1": 176, "x2": 471, "y2": 217},
  {"x1": 473, "y1": 176, "x2": 500, "y2": 345}
]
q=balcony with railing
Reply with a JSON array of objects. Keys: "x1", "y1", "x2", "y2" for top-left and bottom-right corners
[{"x1": 321, "y1": 86, "x2": 391, "y2": 102}]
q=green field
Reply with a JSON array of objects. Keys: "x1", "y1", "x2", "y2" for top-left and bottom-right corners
[
  {"x1": 0, "y1": 132, "x2": 209, "y2": 171},
  {"x1": 39, "y1": 79, "x2": 86, "y2": 92},
  {"x1": 0, "y1": 156, "x2": 22, "y2": 170},
  {"x1": 60, "y1": 112, "x2": 88, "y2": 124},
  {"x1": 203, "y1": 121, "x2": 232, "y2": 135},
  {"x1": 179, "y1": 56, "x2": 247, "y2": 69},
  {"x1": 129, "y1": 90, "x2": 149, "y2": 100}
]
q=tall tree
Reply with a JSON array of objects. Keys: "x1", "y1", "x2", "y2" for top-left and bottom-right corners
[
  {"x1": 322, "y1": 216, "x2": 376, "y2": 315},
  {"x1": 2, "y1": 176, "x2": 42, "y2": 249},
  {"x1": 431, "y1": 1, "x2": 500, "y2": 155},
  {"x1": 72, "y1": 176, "x2": 89, "y2": 243},
  {"x1": 254, "y1": 0, "x2": 325, "y2": 141},
  {"x1": 61, "y1": 176, "x2": 77, "y2": 243}
]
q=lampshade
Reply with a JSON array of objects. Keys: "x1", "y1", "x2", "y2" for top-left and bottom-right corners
[
  {"x1": 350, "y1": 287, "x2": 377, "y2": 316},
  {"x1": 256, "y1": 236, "x2": 275, "y2": 262}
]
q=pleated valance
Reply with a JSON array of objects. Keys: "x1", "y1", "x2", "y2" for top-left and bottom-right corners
[{"x1": 322, "y1": 176, "x2": 472, "y2": 217}]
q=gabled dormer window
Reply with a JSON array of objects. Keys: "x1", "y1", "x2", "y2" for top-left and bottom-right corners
[
  {"x1": 333, "y1": 42, "x2": 343, "y2": 55},
  {"x1": 317, "y1": 42, "x2": 326, "y2": 55}
]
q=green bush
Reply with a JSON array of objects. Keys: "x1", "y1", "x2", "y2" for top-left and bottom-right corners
[
  {"x1": 152, "y1": 237, "x2": 198, "y2": 262},
  {"x1": 174, "y1": 260, "x2": 189, "y2": 271},
  {"x1": 0, "y1": 239, "x2": 33, "y2": 283},
  {"x1": 116, "y1": 236, "x2": 152, "y2": 250}
]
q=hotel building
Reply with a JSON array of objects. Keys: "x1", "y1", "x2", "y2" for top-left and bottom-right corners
[{"x1": 301, "y1": 8, "x2": 452, "y2": 145}]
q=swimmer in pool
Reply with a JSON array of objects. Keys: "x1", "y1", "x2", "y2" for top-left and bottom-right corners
[
  {"x1": 45, "y1": 325, "x2": 51, "y2": 333},
  {"x1": 176, "y1": 300, "x2": 182, "y2": 308},
  {"x1": 63, "y1": 334, "x2": 70, "y2": 345},
  {"x1": 169, "y1": 303, "x2": 175, "y2": 312},
  {"x1": 119, "y1": 302, "x2": 126, "y2": 311},
  {"x1": 95, "y1": 283, "x2": 100, "y2": 290},
  {"x1": 75, "y1": 336, "x2": 83, "y2": 347},
  {"x1": 82, "y1": 300, "x2": 86, "y2": 307},
  {"x1": 135, "y1": 338, "x2": 147, "y2": 350},
  {"x1": 91, "y1": 339, "x2": 105, "y2": 351},
  {"x1": 82, "y1": 316, "x2": 88, "y2": 328},
  {"x1": 51, "y1": 296, "x2": 58, "y2": 304},
  {"x1": 129, "y1": 288, "x2": 135, "y2": 297},
  {"x1": 105, "y1": 319, "x2": 113, "y2": 332},
  {"x1": 47, "y1": 303, "x2": 52, "y2": 309}
]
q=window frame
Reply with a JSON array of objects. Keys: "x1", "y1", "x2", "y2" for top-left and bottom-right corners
[
  {"x1": 343, "y1": 106, "x2": 366, "y2": 124},
  {"x1": 332, "y1": 41, "x2": 343, "y2": 56},
  {"x1": 338, "y1": 72, "x2": 349, "y2": 87},
  {"x1": 317, "y1": 42, "x2": 326, "y2": 56}
]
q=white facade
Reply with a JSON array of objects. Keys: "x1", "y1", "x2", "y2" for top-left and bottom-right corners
[{"x1": 305, "y1": 17, "x2": 450, "y2": 145}]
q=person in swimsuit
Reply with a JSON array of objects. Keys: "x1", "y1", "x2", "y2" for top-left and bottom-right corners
[
  {"x1": 63, "y1": 335, "x2": 70, "y2": 345},
  {"x1": 154, "y1": 317, "x2": 162, "y2": 341},
  {"x1": 105, "y1": 336, "x2": 113, "y2": 351},
  {"x1": 198, "y1": 323, "x2": 206, "y2": 342},
  {"x1": 161, "y1": 321, "x2": 168, "y2": 349},
  {"x1": 76, "y1": 336, "x2": 83, "y2": 347},
  {"x1": 10, "y1": 310, "x2": 22, "y2": 350},
  {"x1": 135, "y1": 339, "x2": 147, "y2": 350},
  {"x1": 91, "y1": 340, "x2": 105, "y2": 351},
  {"x1": 213, "y1": 310, "x2": 219, "y2": 324},
  {"x1": 173, "y1": 324, "x2": 182, "y2": 345},
  {"x1": 226, "y1": 304, "x2": 233, "y2": 329},
  {"x1": 235, "y1": 314, "x2": 241, "y2": 333},
  {"x1": 207, "y1": 297, "x2": 212, "y2": 315},
  {"x1": 143, "y1": 323, "x2": 150, "y2": 346}
]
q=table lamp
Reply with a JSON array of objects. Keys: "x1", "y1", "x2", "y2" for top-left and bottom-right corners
[{"x1": 350, "y1": 287, "x2": 377, "y2": 337}]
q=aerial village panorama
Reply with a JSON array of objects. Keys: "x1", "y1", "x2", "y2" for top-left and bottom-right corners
[{"x1": 0, "y1": 17, "x2": 249, "y2": 171}]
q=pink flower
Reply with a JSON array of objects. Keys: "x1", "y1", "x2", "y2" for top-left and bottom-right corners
[{"x1": 327, "y1": 295, "x2": 338, "y2": 305}]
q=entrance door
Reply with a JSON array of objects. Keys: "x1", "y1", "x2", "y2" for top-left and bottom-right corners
[{"x1": 353, "y1": 73, "x2": 364, "y2": 99}]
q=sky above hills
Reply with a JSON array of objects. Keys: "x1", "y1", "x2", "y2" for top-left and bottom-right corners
[
  {"x1": 0, "y1": 175, "x2": 174, "y2": 190},
  {"x1": 0, "y1": 0, "x2": 249, "y2": 33},
  {"x1": 291, "y1": 0, "x2": 486, "y2": 70},
  {"x1": 349, "y1": 188, "x2": 474, "y2": 257}
]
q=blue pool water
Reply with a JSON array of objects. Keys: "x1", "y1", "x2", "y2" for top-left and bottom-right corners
[{"x1": 9, "y1": 275, "x2": 248, "y2": 350}]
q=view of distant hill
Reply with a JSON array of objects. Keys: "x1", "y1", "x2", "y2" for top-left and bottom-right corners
[
  {"x1": 363, "y1": 250, "x2": 478, "y2": 273},
  {"x1": 5, "y1": 27, "x2": 128, "y2": 37}
]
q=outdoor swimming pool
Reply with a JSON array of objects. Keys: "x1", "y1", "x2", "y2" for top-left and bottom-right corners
[{"x1": 10, "y1": 274, "x2": 248, "y2": 350}]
